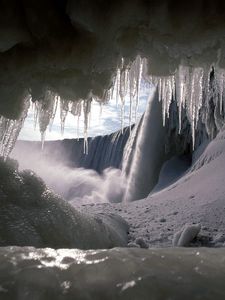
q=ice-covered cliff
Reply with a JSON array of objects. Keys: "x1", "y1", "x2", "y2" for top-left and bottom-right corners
[{"x1": 12, "y1": 126, "x2": 132, "y2": 173}]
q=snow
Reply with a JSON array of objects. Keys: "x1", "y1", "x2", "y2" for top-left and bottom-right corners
[
  {"x1": 0, "y1": 158, "x2": 129, "y2": 249},
  {"x1": 7, "y1": 83, "x2": 225, "y2": 250},
  {"x1": 75, "y1": 127, "x2": 225, "y2": 248},
  {"x1": 0, "y1": 99, "x2": 29, "y2": 159},
  {"x1": 1, "y1": 2, "x2": 225, "y2": 297},
  {"x1": 173, "y1": 224, "x2": 201, "y2": 247}
]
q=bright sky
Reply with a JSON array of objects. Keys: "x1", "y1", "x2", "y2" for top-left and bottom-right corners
[{"x1": 19, "y1": 84, "x2": 151, "y2": 141}]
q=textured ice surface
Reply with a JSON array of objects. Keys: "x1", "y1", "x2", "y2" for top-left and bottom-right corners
[
  {"x1": 173, "y1": 224, "x2": 201, "y2": 247},
  {"x1": 0, "y1": 158, "x2": 128, "y2": 249},
  {"x1": 0, "y1": 247, "x2": 225, "y2": 300},
  {"x1": 0, "y1": 99, "x2": 29, "y2": 159}
]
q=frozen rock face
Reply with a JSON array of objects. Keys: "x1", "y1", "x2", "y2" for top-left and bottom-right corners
[
  {"x1": 13, "y1": 126, "x2": 132, "y2": 173},
  {"x1": 0, "y1": 247, "x2": 225, "y2": 300},
  {"x1": 0, "y1": 158, "x2": 129, "y2": 249}
]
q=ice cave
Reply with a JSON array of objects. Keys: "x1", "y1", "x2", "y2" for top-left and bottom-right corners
[{"x1": 1, "y1": 0, "x2": 225, "y2": 299}]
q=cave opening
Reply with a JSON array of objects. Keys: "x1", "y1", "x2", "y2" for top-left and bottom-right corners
[{"x1": 1, "y1": 1, "x2": 225, "y2": 299}]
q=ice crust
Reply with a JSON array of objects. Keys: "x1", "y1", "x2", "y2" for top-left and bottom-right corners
[{"x1": 0, "y1": 247, "x2": 225, "y2": 300}]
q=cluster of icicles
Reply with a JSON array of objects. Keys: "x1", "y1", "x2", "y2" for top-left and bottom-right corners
[
  {"x1": 0, "y1": 56, "x2": 144, "y2": 158},
  {"x1": 1, "y1": 57, "x2": 225, "y2": 158},
  {"x1": 151, "y1": 65, "x2": 225, "y2": 149}
]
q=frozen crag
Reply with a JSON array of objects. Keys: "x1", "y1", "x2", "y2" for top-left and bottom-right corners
[
  {"x1": 0, "y1": 247, "x2": 225, "y2": 300},
  {"x1": 0, "y1": 158, "x2": 128, "y2": 249}
]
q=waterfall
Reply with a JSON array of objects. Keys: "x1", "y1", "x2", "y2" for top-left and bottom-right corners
[
  {"x1": 123, "y1": 87, "x2": 166, "y2": 201},
  {"x1": 12, "y1": 126, "x2": 132, "y2": 173}
]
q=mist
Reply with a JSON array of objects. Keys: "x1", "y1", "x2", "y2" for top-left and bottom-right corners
[{"x1": 11, "y1": 145, "x2": 127, "y2": 205}]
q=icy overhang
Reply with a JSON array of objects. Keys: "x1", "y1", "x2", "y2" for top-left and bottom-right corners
[{"x1": 1, "y1": 0, "x2": 225, "y2": 120}]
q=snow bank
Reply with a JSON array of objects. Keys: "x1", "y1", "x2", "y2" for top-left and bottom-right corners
[
  {"x1": 80, "y1": 126, "x2": 225, "y2": 247},
  {"x1": 0, "y1": 158, "x2": 128, "y2": 249}
]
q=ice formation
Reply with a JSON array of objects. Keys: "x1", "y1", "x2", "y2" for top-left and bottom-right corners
[
  {"x1": 149, "y1": 65, "x2": 225, "y2": 150},
  {"x1": 0, "y1": 49, "x2": 225, "y2": 161},
  {"x1": 173, "y1": 224, "x2": 201, "y2": 247},
  {"x1": 1, "y1": 1, "x2": 225, "y2": 134},
  {"x1": 0, "y1": 158, "x2": 128, "y2": 248},
  {"x1": 113, "y1": 56, "x2": 144, "y2": 132},
  {"x1": 1, "y1": 247, "x2": 225, "y2": 299},
  {"x1": 0, "y1": 98, "x2": 30, "y2": 159},
  {"x1": 1, "y1": 59, "x2": 225, "y2": 161}
]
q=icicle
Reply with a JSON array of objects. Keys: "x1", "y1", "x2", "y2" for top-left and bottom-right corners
[
  {"x1": 41, "y1": 131, "x2": 46, "y2": 150},
  {"x1": 176, "y1": 65, "x2": 190, "y2": 133},
  {"x1": 147, "y1": 63, "x2": 210, "y2": 149},
  {"x1": 147, "y1": 75, "x2": 174, "y2": 126},
  {"x1": 33, "y1": 101, "x2": 39, "y2": 130},
  {"x1": 129, "y1": 88, "x2": 133, "y2": 133},
  {"x1": 0, "y1": 98, "x2": 30, "y2": 159},
  {"x1": 60, "y1": 99, "x2": 69, "y2": 135},
  {"x1": 49, "y1": 96, "x2": 59, "y2": 132},
  {"x1": 83, "y1": 99, "x2": 92, "y2": 154},
  {"x1": 112, "y1": 56, "x2": 144, "y2": 133},
  {"x1": 119, "y1": 63, "x2": 129, "y2": 133},
  {"x1": 116, "y1": 68, "x2": 121, "y2": 108},
  {"x1": 70, "y1": 100, "x2": 83, "y2": 141},
  {"x1": 134, "y1": 56, "x2": 143, "y2": 122},
  {"x1": 77, "y1": 116, "x2": 80, "y2": 141},
  {"x1": 36, "y1": 90, "x2": 58, "y2": 139},
  {"x1": 99, "y1": 102, "x2": 103, "y2": 119},
  {"x1": 160, "y1": 77, "x2": 174, "y2": 126},
  {"x1": 215, "y1": 67, "x2": 225, "y2": 114}
]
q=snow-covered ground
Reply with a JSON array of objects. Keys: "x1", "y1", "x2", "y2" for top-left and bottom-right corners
[
  {"x1": 4, "y1": 93, "x2": 225, "y2": 299},
  {"x1": 11, "y1": 125, "x2": 225, "y2": 249},
  {"x1": 74, "y1": 128, "x2": 225, "y2": 248}
]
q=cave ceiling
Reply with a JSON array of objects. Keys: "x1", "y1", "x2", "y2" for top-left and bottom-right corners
[{"x1": 1, "y1": 0, "x2": 225, "y2": 119}]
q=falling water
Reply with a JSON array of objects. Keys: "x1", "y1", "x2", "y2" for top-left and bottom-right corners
[{"x1": 123, "y1": 87, "x2": 166, "y2": 201}]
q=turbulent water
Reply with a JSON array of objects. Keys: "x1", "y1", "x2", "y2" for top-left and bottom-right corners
[{"x1": 123, "y1": 89, "x2": 166, "y2": 201}]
